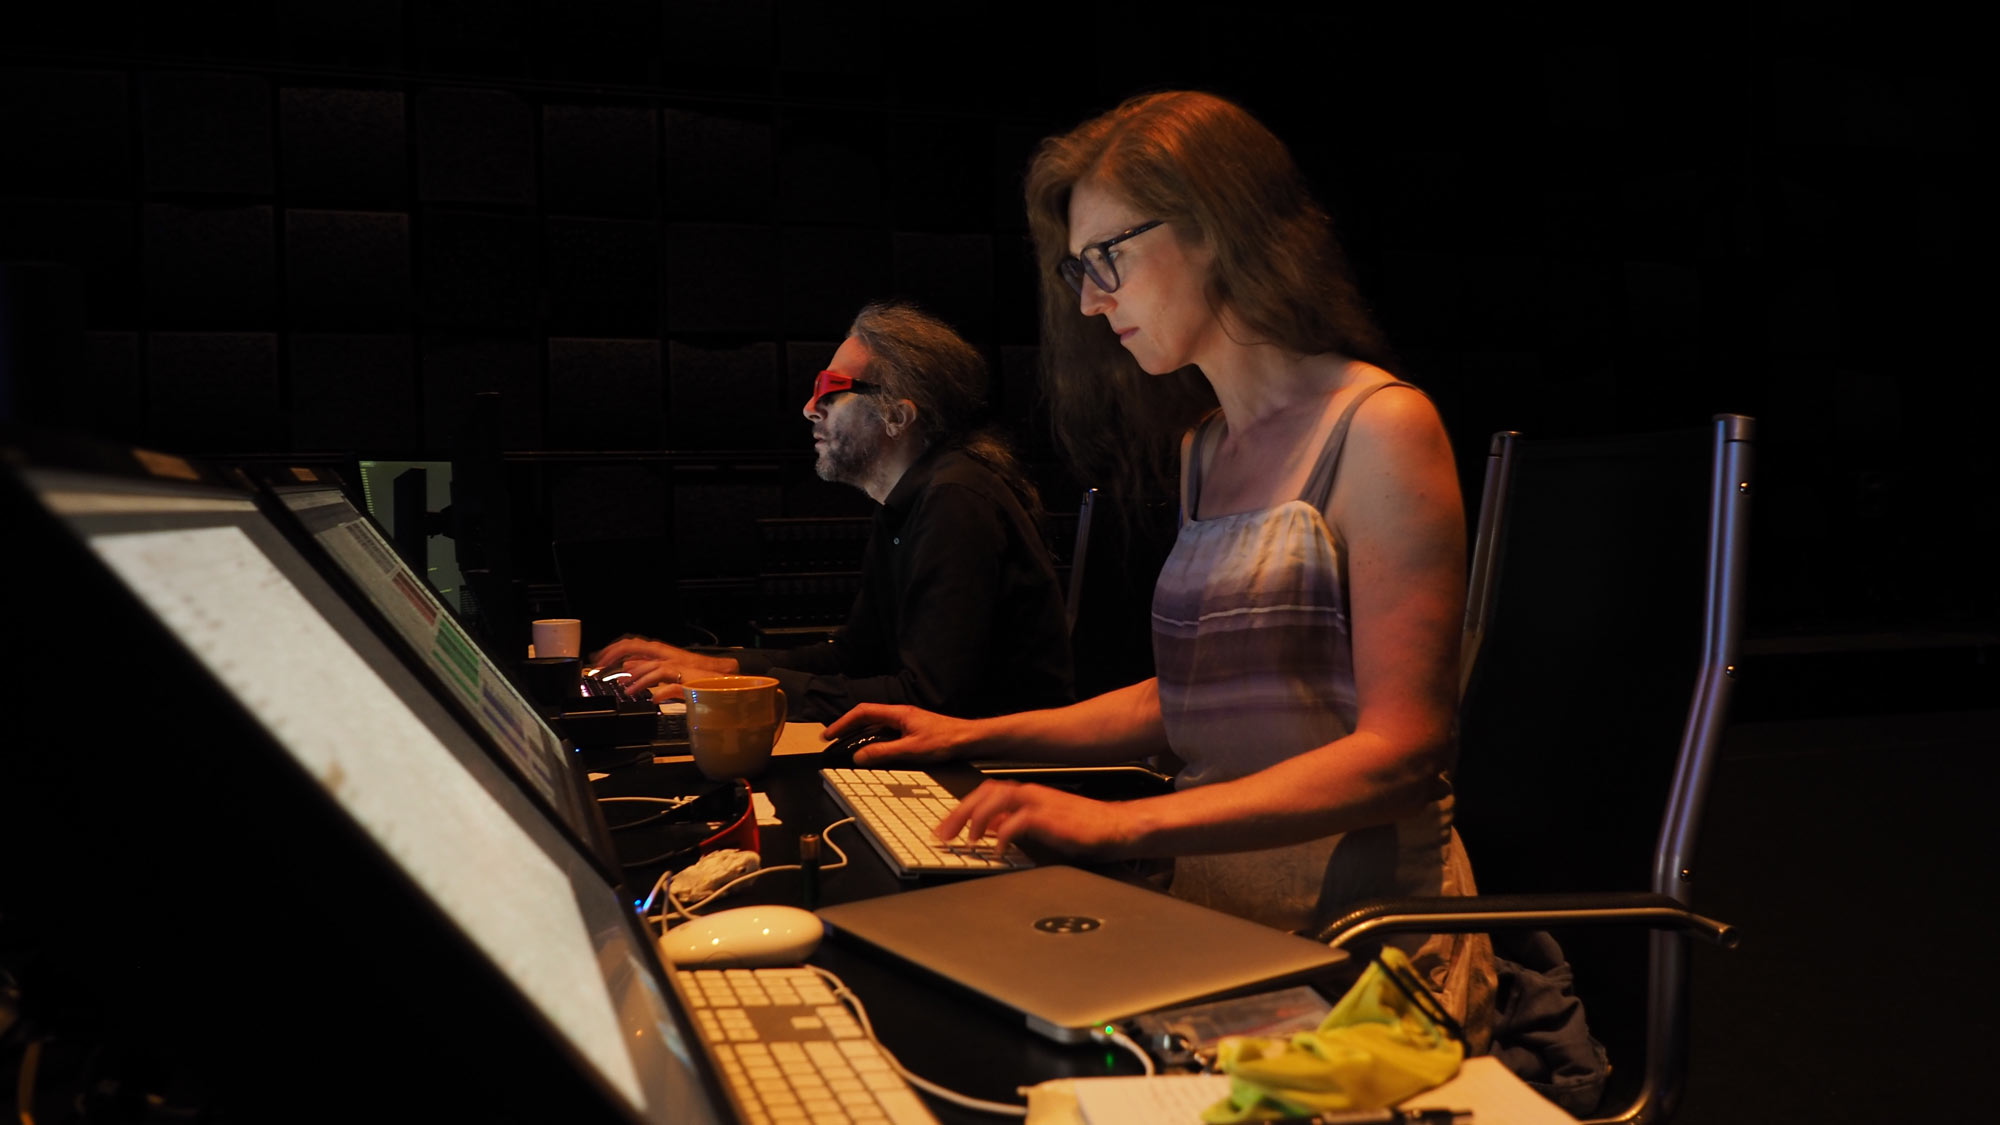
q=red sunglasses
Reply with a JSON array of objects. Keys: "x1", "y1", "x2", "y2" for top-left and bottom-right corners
[{"x1": 805, "y1": 369, "x2": 880, "y2": 415}]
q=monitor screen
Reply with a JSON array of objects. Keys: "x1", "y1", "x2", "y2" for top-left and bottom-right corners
[
  {"x1": 357, "y1": 458, "x2": 467, "y2": 614},
  {"x1": 11, "y1": 458, "x2": 731, "y2": 1124},
  {"x1": 262, "y1": 477, "x2": 602, "y2": 861}
]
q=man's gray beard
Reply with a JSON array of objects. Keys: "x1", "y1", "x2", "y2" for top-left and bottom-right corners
[{"x1": 815, "y1": 439, "x2": 870, "y2": 485}]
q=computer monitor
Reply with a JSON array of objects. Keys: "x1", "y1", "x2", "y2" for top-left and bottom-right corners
[
  {"x1": 0, "y1": 433, "x2": 737, "y2": 1123},
  {"x1": 356, "y1": 458, "x2": 467, "y2": 614},
  {"x1": 244, "y1": 464, "x2": 616, "y2": 878}
]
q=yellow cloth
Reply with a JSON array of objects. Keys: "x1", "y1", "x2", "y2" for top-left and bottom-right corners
[{"x1": 1202, "y1": 948, "x2": 1463, "y2": 1122}]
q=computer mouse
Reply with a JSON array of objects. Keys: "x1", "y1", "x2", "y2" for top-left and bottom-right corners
[
  {"x1": 824, "y1": 726, "x2": 896, "y2": 765},
  {"x1": 660, "y1": 905, "x2": 825, "y2": 968}
]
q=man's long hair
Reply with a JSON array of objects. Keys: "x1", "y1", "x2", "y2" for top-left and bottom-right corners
[{"x1": 846, "y1": 301, "x2": 1043, "y2": 523}]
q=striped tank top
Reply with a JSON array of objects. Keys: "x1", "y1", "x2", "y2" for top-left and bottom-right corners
[{"x1": 1152, "y1": 380, "x2": 1463, "y2": 933}]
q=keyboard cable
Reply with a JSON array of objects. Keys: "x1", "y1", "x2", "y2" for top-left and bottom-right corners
[
  {"x1": 596, "y1": 792, "x2": 700, "y2": 836},
  {"x1": 804, "y1": 965, "x2": 1156, "y2": 1113},
  {"x1": 638, "y1": 817, "x2": 858, "y2": 929},
  {"x1": 808, "y1": 965, "x2": 1030, "y2": 1117}
]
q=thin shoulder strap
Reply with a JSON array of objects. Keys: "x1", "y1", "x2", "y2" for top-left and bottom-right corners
[
  {"x1": 1180, "y1": 409, "x2": 1226, "y2": 525},
  {"x1": 1299, "y1": 380, "x2": 1424, "y2": 509}
]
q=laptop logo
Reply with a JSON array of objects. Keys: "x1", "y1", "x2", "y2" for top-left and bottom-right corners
[{"x1": 1033, "y1": 916, "x2": 1101, "y2": 934}]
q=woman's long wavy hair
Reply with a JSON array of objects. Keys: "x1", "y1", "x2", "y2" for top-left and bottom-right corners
[{"x1": 1025, "y1": 90, "x2": 1393, "y2": 503}]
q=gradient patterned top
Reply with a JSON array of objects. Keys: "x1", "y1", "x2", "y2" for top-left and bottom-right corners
[{"x1": 1152, "y1": 380, "x2": 1472, "y2": 970}]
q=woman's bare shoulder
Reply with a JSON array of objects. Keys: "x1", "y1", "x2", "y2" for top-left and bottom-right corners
[
  {"x1": 1342, "y1": 373, "x2": 1451, "y2": 466},
  {"x1": 1329, "y1": 370, "x2": 1462, "y2": 549}
]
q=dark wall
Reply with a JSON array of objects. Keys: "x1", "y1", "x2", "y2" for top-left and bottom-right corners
[{"x1": 3, "y1": 1, "x2": 1990, "y2": 647}]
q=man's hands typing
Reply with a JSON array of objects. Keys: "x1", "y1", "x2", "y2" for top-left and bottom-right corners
[{"x1": 589, "y1": 635, "x2": 738, "y2": 696}]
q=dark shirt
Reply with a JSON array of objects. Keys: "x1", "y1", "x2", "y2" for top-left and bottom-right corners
[{"x1": 733, "y1": 446, "x2": 1075, "y2": 723}]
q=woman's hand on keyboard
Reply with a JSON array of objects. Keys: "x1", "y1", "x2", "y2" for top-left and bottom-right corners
[
  {"x1": 823, "y1": 704, "x2": 978, "y2": 767},
  {"x1": 936, "y1": 779, "x2": 1135, "y2": 859}
]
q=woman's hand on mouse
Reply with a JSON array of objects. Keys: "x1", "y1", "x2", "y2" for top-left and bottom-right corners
[
  {"x1": 936, "y1": 780, "x2": 1138, "y2": 859},
  {"x1": 823, "y1": 704, "x2": 980, "y2": 767}
]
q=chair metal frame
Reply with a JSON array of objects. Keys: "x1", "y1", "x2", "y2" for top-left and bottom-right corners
[
  {"x1": 1065, "y1": 486, "x2": 1099, "y2": 637},
  {"x1": 1315, "y1": 414, "x2": 1755, "y2": 1125},
  {"x1": 1462, "y1": 430, "x2": 1520, "y2": 701}
]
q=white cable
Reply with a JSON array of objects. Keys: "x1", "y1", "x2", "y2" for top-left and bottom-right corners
[
  {"x1": 637, "y1": 866, "x2": 674, "y2": 924},
  {"x1": 808, "y1": 966, "x2": 1029, "y2": 1117},
  {"x1": 816, "y1": 816, "x2": 855, "y2": 870},
  {"x1": 647, "y1": 818, "x2": 860, "y2": 930},
  {"x1": 1101, "y1": 1027, "x2": 1155, "y2": 1075},
  {"x1": 664, "y1": 817, "x2": 861, "y2": 921},
  {"x1": 665, "y1": 864, "x2": 799, "y2": 920}
]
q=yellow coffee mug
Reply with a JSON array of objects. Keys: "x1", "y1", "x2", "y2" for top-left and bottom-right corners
[{"x1": 683, "y1": 675, "x2": 788, "y2": 780}]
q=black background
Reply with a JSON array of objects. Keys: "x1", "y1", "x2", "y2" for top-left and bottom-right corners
[
  {"x1": 4, "y1": 0, "x2": 1989, "y2": 663},
  {"x1": 2, "y1": 4, "x2": 1995, "y2": 1121}
]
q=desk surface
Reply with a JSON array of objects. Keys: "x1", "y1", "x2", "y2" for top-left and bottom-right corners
[
  {"x1": 590, "y1": 751, "x2": 1567, "y2": 1125},
  {"x1": 592, "y1": 751, "x2": 1172, "y2": 1122}
]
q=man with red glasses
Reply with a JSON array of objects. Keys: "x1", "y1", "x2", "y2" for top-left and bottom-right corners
[{"x1": 591, "y1": 301, "x2": 1074, "y2": 723}]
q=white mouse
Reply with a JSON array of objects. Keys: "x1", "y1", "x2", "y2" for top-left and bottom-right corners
[{"x1": 660, "y1": 905, "x2": 825, "y2": 968}]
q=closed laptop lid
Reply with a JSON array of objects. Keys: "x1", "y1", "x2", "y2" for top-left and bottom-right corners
[{"x1": 816, "y1": 865, "x2": 1348, "y2": 1043}]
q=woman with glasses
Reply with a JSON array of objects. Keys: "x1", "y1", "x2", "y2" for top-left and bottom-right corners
[{"x1": 826, "y1": 91, "x2": 1491, "y2": 1035}]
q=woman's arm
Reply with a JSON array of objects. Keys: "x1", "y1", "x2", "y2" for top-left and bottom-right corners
[
  {"x1": 825, "y1": 677, "x2": 1168, "y2": 766},
  {"x1": 941, "y1": 386, "x2": 1466, "y2": 858}
]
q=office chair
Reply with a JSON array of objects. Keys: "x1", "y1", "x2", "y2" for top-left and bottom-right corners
[
  {"x1": 1065, "y1": 486, "x2": 1099, "y2": 638},
  {"x1": 1314, "y1": 414, "x2": 1755, "y2": 1124},
  {"x1": 1062, "y1": 486, "x2": 1179, "y2": 699},
  {"x1": 1461, "y1": 430, "x2": 1520, "y2": 701}
]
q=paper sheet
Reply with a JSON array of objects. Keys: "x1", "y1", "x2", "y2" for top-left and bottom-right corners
[
  {"x1": 1028, "y1": 1057, "x2": 1579, "y2": 1124},
  {"x1": 1070, "y1": 1074, "x2": 1228, "y2": 1122},
  {"x1": 1404, "y1": 1056, "x2": 1581, "y2": 1121},
  {"x1": 650, "y1": 720, "x2": 829, "y2": 765}
]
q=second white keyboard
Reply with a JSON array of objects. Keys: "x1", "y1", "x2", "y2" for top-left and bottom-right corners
[
  {"x1": 821, "y1": 767, "x2": 1034, "y2": 878},
  {"x1": 682, "y1": 967, "x2": 937, "y2": 1124}
]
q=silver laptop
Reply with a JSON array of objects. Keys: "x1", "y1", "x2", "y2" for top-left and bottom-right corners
[{"x1": 815, "y1": 865, "x2": 1350, "y2": 1043}]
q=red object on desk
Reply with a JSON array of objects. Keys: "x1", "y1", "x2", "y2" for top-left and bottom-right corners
[{"x1": 697, "y1": 779, "x2": 760, "y2": 856}]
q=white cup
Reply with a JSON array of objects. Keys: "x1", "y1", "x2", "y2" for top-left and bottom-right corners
[{"x1": 531, "y1": 618, "x2": 583, "y2": 659}]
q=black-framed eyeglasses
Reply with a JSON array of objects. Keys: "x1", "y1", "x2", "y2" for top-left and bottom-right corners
[
  {"x1": 805, "y1": 368, "x2": 880, "y2": 415},
  {"x1": 1056, "y1": 219, "x2": 1165, "y2": 295}
]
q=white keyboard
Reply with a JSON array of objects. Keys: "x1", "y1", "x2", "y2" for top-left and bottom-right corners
[
  {"x1": 821, "y1": 768, "x2": 1034, "y2": 878},
  {"x1": 683, "y1": 967, "x2": 937, "y2": 1124}
]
